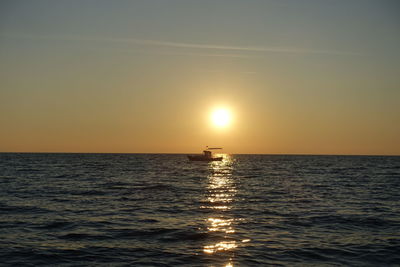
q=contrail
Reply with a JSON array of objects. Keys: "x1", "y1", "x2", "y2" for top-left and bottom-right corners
[{"x1": 1, "y1": 33, "x2": 359, "y2": 56}]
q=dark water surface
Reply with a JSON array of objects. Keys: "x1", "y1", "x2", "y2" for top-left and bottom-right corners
[{"x1": 0, "y1": 153, "x2": 399, "y2": 266}]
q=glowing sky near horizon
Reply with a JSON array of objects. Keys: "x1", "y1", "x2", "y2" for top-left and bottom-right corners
[{"x1": 0, "y1": 0, "x2": 399, "y2": 155}]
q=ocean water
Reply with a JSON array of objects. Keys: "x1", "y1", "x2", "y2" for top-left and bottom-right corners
[{"x1": 0, "y1": 153, "x2": 399, "y2": 266}]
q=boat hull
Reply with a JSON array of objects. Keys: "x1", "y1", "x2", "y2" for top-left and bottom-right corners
[{"x1": 187, "y1": 155, "x2": 223, "y2": 161}]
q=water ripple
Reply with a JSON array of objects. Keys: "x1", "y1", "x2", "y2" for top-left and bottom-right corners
[{"x1": 0, "y1": 153, "x2": 399, "y2": 266}]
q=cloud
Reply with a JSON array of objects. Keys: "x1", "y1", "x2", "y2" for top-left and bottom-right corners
[
  {"x1": 118, "y1": 37, "x2": 357, "y2": 56},
  {"x1": 1, "y1": 33, "x2": 359, "y2": 56}
]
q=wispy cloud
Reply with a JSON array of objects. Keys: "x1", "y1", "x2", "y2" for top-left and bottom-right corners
[
  {"x1": 199, "y1": 69, "x2": 258, "y2": 75},
  {"x1": 1, "y1": 33, "x2": 359, "y2": 56}
]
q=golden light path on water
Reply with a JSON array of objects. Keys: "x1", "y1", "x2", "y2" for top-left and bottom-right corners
[{"x1": 200, "y1": 155, "x2": 250, "y2": 267}]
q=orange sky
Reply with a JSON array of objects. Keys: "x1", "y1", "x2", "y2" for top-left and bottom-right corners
[{"x1": 1, "y1": 1, "x2": 399, "y2": 155}]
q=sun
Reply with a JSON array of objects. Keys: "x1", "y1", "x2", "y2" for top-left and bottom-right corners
[{"x1": 211, "y1": 108, "x2": 232, "y2": 127}]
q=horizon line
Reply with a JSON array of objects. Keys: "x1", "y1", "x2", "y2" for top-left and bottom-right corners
[{"x1": 1, "y1": 151, "x2": 398, "y2": 157}]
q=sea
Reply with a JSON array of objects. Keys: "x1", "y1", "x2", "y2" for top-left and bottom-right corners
[{"x1": 0, "y1": 153, "x2": 399, "y2": 266}]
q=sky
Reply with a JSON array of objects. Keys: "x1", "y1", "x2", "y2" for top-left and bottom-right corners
[{"x1": 0, "y1": 0, "x2": 399, "y2": 155}]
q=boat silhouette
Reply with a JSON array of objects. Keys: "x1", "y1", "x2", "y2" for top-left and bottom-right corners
[{"x1": 187, "y1": 147, "x2": 223, "y2": 161}]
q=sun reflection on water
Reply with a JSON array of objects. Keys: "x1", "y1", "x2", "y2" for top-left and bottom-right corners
[
  {"x1": 203, "y1": 240, "x2": 237, "y2": 254},
  {"x1": 201, "y1": 155, "x2": 243, "y2": 266}
]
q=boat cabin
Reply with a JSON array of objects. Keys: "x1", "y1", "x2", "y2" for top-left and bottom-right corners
[{"x1": 203, "y1": 150, "x2": 212, "y2": 158}]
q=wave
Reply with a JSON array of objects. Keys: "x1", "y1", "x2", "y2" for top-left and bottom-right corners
[
  {"x1": 282, "y1": 214, "x2": 399, "y2": 230},
  {"x1": 1, "y1": 153, "x2": 399, "y2": 266}
]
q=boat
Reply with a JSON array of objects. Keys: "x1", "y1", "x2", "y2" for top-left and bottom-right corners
[{"x1": 187, "y1": 147, "x2": 223, "y2": 161}]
